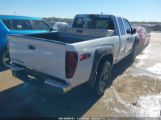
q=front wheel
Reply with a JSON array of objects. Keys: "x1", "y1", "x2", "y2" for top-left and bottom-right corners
[
  {"x1": 129, "y1": 43, "x2": 137, "y2": 63},
  {"x1": 95, "y1": 61, "x2": 112, "y2": 96},
  {"x1": 1, "y1": 51, "x2": 11, "y2": 68}
]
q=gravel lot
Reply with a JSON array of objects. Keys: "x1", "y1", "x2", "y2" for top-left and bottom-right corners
[{"x1": 0, "y1": 32, "x2": 161, "y2": 118}]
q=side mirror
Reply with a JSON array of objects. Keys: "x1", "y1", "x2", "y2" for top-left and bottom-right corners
[
  {"x1": 132, "y1": 28, "x2": 136, "y2": 34},
  {"x1": 126, "y1": 29, "x2": 132, "y2": 34},
  {"x1": 50, "y1": 27, "x2": 54, "y2": 31}
]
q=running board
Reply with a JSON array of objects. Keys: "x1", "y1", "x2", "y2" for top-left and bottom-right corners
[{"x1": 9, "y1": 64, "x2": 25, "y2": 71}]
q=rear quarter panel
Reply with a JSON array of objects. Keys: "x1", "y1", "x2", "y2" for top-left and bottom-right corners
[{"x1": 69, "y1": 36, "x2": 120, "y2": 87}]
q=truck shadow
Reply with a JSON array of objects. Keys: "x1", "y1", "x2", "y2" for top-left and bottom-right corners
[
  {"x1": 111, "y1": 56, "x2": 133, "y2": 82},
  {"x1": 0, "y1": 65, "x2": 8, "y2": 72},
  {"x1": 110, "y1": 46, "x2": 144, "y2": 82},
  {"x1": 0, "y1": 78, "x2": 99, "y2": 117},
  {"x1": 0, "y1": 56, "x2": 133, "y2": 117}
]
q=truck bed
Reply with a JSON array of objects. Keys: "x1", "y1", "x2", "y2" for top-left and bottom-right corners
[
  {"x1": 26, "y1": 32, "x2": 95, "y2": 43},
  {"x1": 8, "y1": 28, "x2": 115, "y2": 82},
  {"x1": 26, "y1": 28, "x2": 114, "y2": 44}
]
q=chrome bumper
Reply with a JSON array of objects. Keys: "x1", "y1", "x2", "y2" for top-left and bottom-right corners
[
  {"x1": 10, "y1": 63, "x2": 71, "y2": 94},
  {"x1": 44, "y1": 79, "x2": 71, "y2": 93}
]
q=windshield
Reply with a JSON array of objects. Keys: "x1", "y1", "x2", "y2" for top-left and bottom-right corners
[
  {"x1": 53, "y1": 22, "x2": 70, "y2": 30},
  {"x1": 73, "y1": 16, "x2": 114, "y2": 30},
  {"x1": 2, "y1": 19, "x2": 50, "y2": 30}
]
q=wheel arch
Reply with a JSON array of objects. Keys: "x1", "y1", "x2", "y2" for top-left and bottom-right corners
[{"x1": 88, "y1": 46, "x2": 114, "y2": 88}]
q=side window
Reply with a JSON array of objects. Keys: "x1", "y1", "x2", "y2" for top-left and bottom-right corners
[
  {"x1": 2, "y1": 20, "x2": 32, "y2": 30},
  {"x1": 118, "y1": 18, "x2": 125, "y2": 35},
  {"x1": 2, "y1": 20, "x2": 12, "y2": 29},
  {"x1": 30, "y1": 20, "x2": 50, "y2": 30},
  {"x1": 12, "y1": 20, "x2": 32, "y2": 30},
  {"x1": 123, "y1": 19, "x2": 132, "y2": 34},
  {"x1": 73, "y1": 17, "x2": 84, "y2": 28}
]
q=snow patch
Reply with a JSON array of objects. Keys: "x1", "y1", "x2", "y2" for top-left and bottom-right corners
[
  {"x1": 112, "y1": 87, "x2": 131, "y2": 108},
  {"x1": 133, "y1": 93, "x2": 161, "y2": 117},
  {"x1": 133, "y1": 73, "x2": 161, "y2": 80},
  {"x1": 129, "y1": 67, "x2": 161, "y2": 80},
  {"x1": 147, "y1": 63, "x2": 161, "y2": 75},
  {"x1": 135, "y1": 45, "x2": 151, "y2": 67},
  {"x1": 113, "y1": 108, "x2": 127, "y2": 115}
]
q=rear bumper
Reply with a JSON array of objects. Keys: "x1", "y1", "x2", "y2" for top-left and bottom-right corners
[
  {"x1": 10, "y1": 63, "x2": 72, "y2": 94},
  {"x1": 44, "y1": 79, "x2": 71, "y2": 93}
]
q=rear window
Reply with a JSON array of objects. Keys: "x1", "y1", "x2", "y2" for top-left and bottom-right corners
[
  {"x1": 2, "y1": 19, "x2": 50, "y2": 30},
  {"x1": 73, "y1": 15, "x2": 115, "y2": 30}
]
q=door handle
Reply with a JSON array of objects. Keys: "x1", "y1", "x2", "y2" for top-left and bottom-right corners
[
  {"x1": 76, "y1": 30, "x2": 83, "y2": 33},
  {"x1": 27, "y1": 45, "x2": 35, "y2": 50},
  {"x1": 127, "y1": 37, "x2": 130, "y2": 41}
]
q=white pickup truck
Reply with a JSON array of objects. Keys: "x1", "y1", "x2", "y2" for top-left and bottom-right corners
[{"x1": 8, "y1": 14, "x2": 137, "y2": 96}]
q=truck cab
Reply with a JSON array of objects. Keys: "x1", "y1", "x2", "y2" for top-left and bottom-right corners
[{"x1": 71, "y1": 14, "x2": 136, "y2": 62}]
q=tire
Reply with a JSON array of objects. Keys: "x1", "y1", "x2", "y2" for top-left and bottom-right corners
[
  {"x1": 95, "y1": 61, "x2": 112, "y2": 96},
  {"x1": 129, "y1": 42, "x2": 137, "y2": 63},
  {"x1": 1, "y1": 50, "x2": 11, "y2": 68}
]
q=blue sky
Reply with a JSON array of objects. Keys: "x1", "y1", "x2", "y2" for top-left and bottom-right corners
[{"x1": 0, "y1": 0, "x2": 161, "y2": 21}]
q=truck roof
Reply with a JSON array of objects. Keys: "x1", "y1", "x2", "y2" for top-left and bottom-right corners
[
  {"x1": 75, "y1": 14, "x2": 126, "y2": 20},
  {"x1": 0, "y1": 15, "x2": 42, "y2": 20},
  {"x1": 76, "y1": 14, "x2": 114, "y2": 17}
]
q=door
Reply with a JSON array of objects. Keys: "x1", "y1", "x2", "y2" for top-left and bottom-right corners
[
  {"x1": 123, "y1": 19, "x2": 134, "y2": 53},
  {"x1": 117, "y1": 17, "x2": 127, "y2": 59}
]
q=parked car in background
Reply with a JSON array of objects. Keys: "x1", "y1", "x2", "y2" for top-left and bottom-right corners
[
  {"x1": 52, "y1": 22, "x2": 70, "y2": 31},
  {"x1": 0, "y1": 15, "x2": 51, "y2": 68},
  {"x1": 44, "y1": 20, "x2": 57, "y2": 27},
  {"x1": 9, "y1": 14, "x2": 137, "y2": 96},
  {"x1": 133, "y1": 26, "x2": 151, "y2": 51}
]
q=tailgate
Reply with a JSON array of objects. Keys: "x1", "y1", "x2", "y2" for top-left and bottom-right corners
[{"x1": 8, "y1": 35, "x2": 67, "y2": 80}]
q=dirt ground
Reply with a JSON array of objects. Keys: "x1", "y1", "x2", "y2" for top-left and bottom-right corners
[{"x1": 0, "y1": 32, "x2": 161, "y2": 118}]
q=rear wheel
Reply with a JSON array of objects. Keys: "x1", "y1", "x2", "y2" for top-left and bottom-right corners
[
  {"x1": 1, "y1": 51, "x2": 11, "y2": 68},
  {"x1": 95, "y1": 61, "x2": 112, "y2": 96}
]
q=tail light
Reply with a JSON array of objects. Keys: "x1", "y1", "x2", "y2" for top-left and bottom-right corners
[{"x1": 65, "y1": 51, "x2": 78, "y2": 78}]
